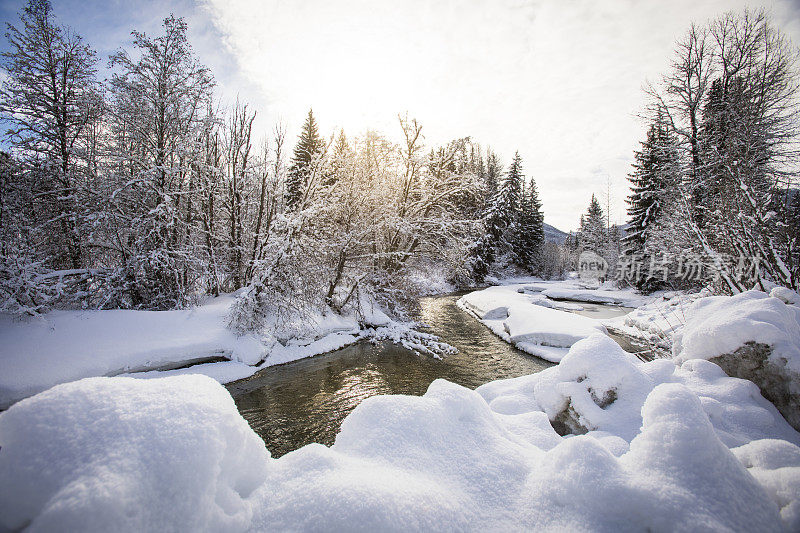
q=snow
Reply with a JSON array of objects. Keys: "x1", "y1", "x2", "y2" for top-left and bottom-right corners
[
  {"x1": 458, "y1": 281, "x2": 610, "y2": 362},
  {"x1": 0, "y1": 294, "x2": 365, "y2": 408},
  {"x1": 603, "y1": 290, "x2": 702, "y2": 352},
  {"x1": 0, "y1": 375, "x2": 270, "y2": 532},
  {"x1": 504, "y1": 278, "x2": 648, "y2": 307},
  {"x1": 771, "y1": 286, "x2": 800, "y2": 307},
  {"x1": 732, "y1": 439, "x2": 800, "y2": 530},
  {"x1": 3, "y1": 335, "x2": 799, "y2": 531},
  {"x1": 118, "y1": 360, "x2": 262, "y2": 383},
  {"x1": 673, "y1": 290, "x2": 800, "y2": 374},
  {"x1": 504, "y1": 304, "x2": 606, "y2": 347}
]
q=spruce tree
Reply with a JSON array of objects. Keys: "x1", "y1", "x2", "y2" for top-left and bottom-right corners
[
  {"x1": 483, "y1": 151, "x2": 521, "y2": 253},
  {"x1": 579, "y1": 195, "x2": 606, "y2": 252},
  {"x1": 514, "y1": 177, "x2": 545, "y2": 271},
  {"x1": 624, "y1": 115, "x2": 680, "y2": 252},
  {"x1": 499, "y1": 151, "x2": 523, "y2": 220},
  {"x1": 485, "y1": 149, "x2": 501, "y2": 198},
  {"x1": 286, "y1": 108, "x2": 324, "y2": 210},
  {"x1": 328, "y1": 129, "x2": 350, "y2": 185}
]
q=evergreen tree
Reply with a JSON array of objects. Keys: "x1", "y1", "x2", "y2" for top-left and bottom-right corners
[
  {"x1": 328, "y1": 129, "x2": 351, "y2": 185},
  {"x1": 467, "y1": 151, "x2": 508, "y2": 282},
  {"x1": 624, "y1": 115, "x2": 680, "y2": 252},
  {"x1": 514, "y1": 177, "x2": 545, "y2": 271},
  {"x1": 286, "y1": 108, "x2": 324, "y2": 210},
  {"x1": 579, "y1": 195, "x2": 606, "y2": 252},
  {"x1": 484, "y1": 149, "x2": 501, "y2": 199},
  {"x1": 482, "y1": 151, "x2": 521, "y2": 253}
]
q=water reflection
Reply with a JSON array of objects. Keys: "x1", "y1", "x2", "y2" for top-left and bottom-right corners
[{"x1": 227, "y1": 293, "x2": 552, "y2": 457}]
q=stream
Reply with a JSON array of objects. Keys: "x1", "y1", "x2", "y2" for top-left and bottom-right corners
[{"x1": 226, "y1": 292, "x2": 636, "y2": 457}]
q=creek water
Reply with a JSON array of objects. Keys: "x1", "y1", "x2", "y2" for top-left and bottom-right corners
[{"x1": 226, "y1": 292, "x2": 634, "y2": 457}]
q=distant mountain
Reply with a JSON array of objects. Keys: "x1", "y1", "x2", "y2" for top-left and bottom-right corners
[{"x1": 543, "y1": 223, "x2": 568, "y2": 244}]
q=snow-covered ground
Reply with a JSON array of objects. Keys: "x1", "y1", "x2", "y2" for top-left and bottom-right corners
[
  {"x1": 2, "y1": 333, "x2": 799, "y2": 531},
  {"x1": 0, "y1": 294, "x2": 412, "y2": 409}
]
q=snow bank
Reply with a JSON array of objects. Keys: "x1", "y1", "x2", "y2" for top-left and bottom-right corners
[
  {"x1": 0, "y1": 375, "x2": 269, "y2": 532},
  {"x1": 3, "y1": 337, "x2": 799, "y2": 531},
  {"x1": 459, "y1": 283, "x2": 607, "y2": 362},
  {"x1": 0, "y1": 295, "x2": 370, "y2": 408},
  {"x1": 541, "y1": 287, "x2": 627, "y2": 305},
  {"x1": 504, "y1": 304, "x2": 606, "y2": 348},
  {"x1": 0, "y1": 295, "x2": 270, "y2": 407}
]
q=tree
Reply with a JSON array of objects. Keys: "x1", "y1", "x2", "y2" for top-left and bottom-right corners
[
  {"x1": 286, "y1": 108, "x2": 324, "y2": 211},
  {"x1": 106, "y1": 14, "x2": 215, "y2": 308},
  {"x1": 485, "y1": 151, "x2": 521, "y2": 248},
  {"x1": 514, "y1": 176, "x2": 544, "y2": 271},
  {"x1": 644, "y1": 8, "x2": 800, "y2": 292},
  {"x1": 578, "y1": 195, "x2": 606, "y2": 253},
  {"x1": 0, "y1": 0, "x2": 102, "y2": 272},
  {"x1": 624, "y1": 114, "x2": 681, "y2": 252},
  {"x1": 484, "y1": 149, "x2": 501, "y2": 198}
]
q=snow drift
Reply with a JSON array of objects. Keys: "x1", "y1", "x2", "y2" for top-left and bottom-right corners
[
  {"x1": 0, "y1": 375, "x2": 270, "y2": 531},
  {"x1": 2, "y1": 334, "x2": 799, "y2": 531}
]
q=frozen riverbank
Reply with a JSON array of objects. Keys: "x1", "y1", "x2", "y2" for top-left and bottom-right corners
[{"x1": 0, "y1": 293, "x2": 431, "y2": 409}]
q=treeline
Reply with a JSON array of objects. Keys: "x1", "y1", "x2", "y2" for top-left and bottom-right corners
[
  {"x1": 0, "y1": 1, "x2": 550, "y2": 325},
  {"x1": 621, "y1": 9, "x2": 800, "y2": 293}
]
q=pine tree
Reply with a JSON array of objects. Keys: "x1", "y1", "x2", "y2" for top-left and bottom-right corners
[
  {"x1": 483, "y1": 151, "x2": 521, "y2": 253},
  {"x1": 514, "y1": 177, "x2": 545, "y2": 271},
  {"x1": 328, "y1": 129, "x2": 351, "y2": 185},
  {"x1": 579, "y1": 195, "x2": 606, "y2": 252},
  {"x1": 484, "y1": 149, "x2": 501, "y2": 199},
  {"x1": 286, "y1": 108, "x2": 324, "y2": 210},
  {"x1": 467, "y1": 151, "x2": 508, "y2": 281},
  {"x1": 624, "y1": 115, "x2": 680, "y2": 252}
]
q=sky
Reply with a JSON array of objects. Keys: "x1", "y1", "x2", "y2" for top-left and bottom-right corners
[{"x1": 1, "y1": 0, "x2": 800, "y2": 231}]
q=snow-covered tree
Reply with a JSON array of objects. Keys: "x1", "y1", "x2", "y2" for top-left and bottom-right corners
[
  {"x1": 286, "y1": 109, "x2": 324, "y2": 211},
  {"x1": 0, "y1": 0, "x2": 104, "y2": 311},
  {"x1": 105, "y1": 14, "x2": 215, "y2": 308},
  {"x1": 644, "y1": 8, "x2": 800, "y2": 292},
  {"x1": 577, "y1": 195, "x2": 606, "y2": 253},
  {"x1": 624, "y1": 115, "x2": 681, "y2": 253}
]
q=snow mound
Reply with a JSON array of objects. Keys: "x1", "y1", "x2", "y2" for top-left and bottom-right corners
[
  {"x1": 0, "y1": 375, "x2": 269, "y2": 532},
  {"x1": 673, "y1": 289, "x2": 800, "y2": 431},
  {"x1": 541, "y1": 287, "x2": 628, "y2": 305},
  {"x1": 674, "y1": 290, "x2": 800, "y2": 373},
  {"x1": 504, "y1": 303, "x2": 606, "y2": 347},
  {"x1": 771, "y1": 287, "x2": 800, "y2": 307},
  {"x1": 732, "y1": 439, "x2": 800, "y2": 530}
]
